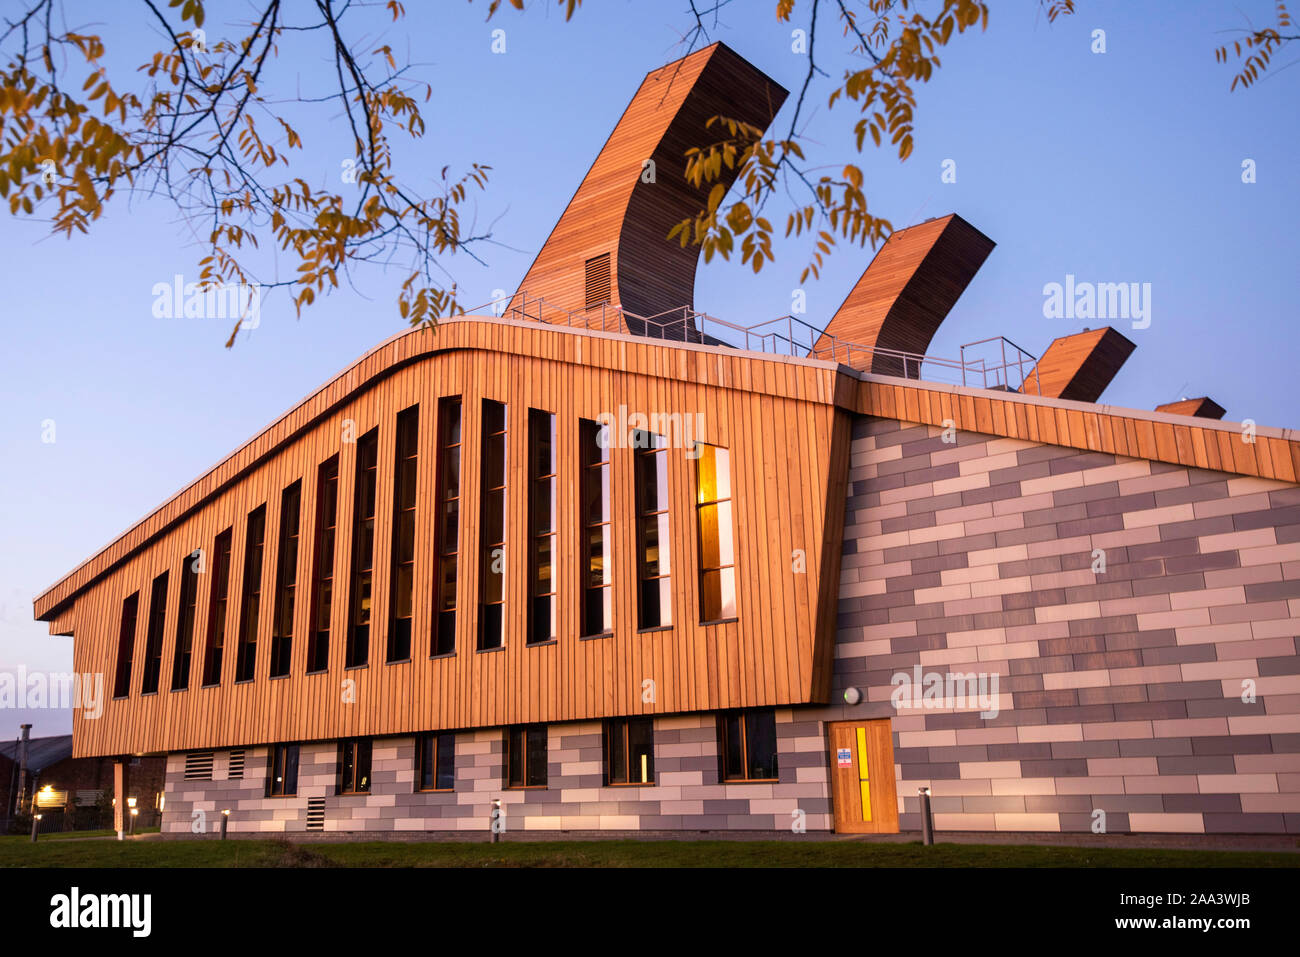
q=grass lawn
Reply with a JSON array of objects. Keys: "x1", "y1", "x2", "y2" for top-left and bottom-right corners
[{"x1": 0, "y1": 837, "x2": 1296, "y2": 868}]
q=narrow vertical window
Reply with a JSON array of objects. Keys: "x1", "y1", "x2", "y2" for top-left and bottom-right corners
[
  {"x1": 307, "y1": 455, "x2": 339, "y2": 673},
  {"x1": 201, "y1": 528, "x2": 233, "y2": 686},
  {"x1": 112, "y1": 592, "x2": 139, "y2": 699},
  {"x1": 388, "y1": 406, "x2": 419, "y2": 662},
  {"x1": 267, "y1": 743, "x2": 300, "y2": 797},
  {"x1": 235, "y1": 504, "x2": 266, "y2": 683},
  {"x1": 416, "y1": 732, "x2": 456, "y2": 791},
  {"x1": 528, "y1": 409, "x2": 557, "y2": 644},
  {"x1": 140, "y1": 570, "x2": 169, "y2": 694},
  {"x1": 634, "y1": 431, "x2": 671, "y2": 629},
  {"x1": 270, "y1": 481, "x2": 302, "y2": 678},
  {"x1": 505, "y1": 725, "x2": 548, "y2": 788},
  {"x1": 346, "y1": 429, "x2": 379, "y2": 668},
  {"x1": 604, "y1": 717, "x2": 655, "y2": 785},
  {"x1": 432, "y1": 397, "x2": 462, "y2": 656},
  {"x1": 478, "y1": 400, "x2": 507, "y2": 651},
  {"x1": 579, "y1": 419, "x2": 612, "y2": 637},
  {"x1": 171, "y1": 552, "x2": 199, "y2": 691},
  {"x1": 695, "y1": 444, "x2": 737, "y2": 623},
  {"x1": 339, "y1": 738, "x2": 372, "y2": 794},
  {"x1": 718, "y1": 709, "x2": 778, "y2": 782}
]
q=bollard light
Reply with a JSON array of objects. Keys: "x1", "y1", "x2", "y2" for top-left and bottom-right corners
[
  {"x1": 30, "y1": 813, "x2": 43, "y2": 844},
  {"x1": 918, "y1": 786, "x2": 934, "y2": 846},
  {"x1": 220, "y1": 808, "x2": 231, "y2": 840}
]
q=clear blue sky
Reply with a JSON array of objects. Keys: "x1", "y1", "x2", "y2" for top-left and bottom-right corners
[{"x1": 2, "y1": 0, "x2": 1296, "y2": 739}]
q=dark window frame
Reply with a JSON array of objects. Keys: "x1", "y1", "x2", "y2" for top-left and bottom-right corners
[
  {"x1": 431, "y1": 397, "x2": 463, "y2": 657},
  {"x1": 504, "y1": 725, "x2": 548, "y2": 789},
  {"x1": 603, "y1": 717, "x2": 656, "y2": 786},
  {"x1": 477, "y1": 400, "x2": 508, "y2": 651},
  {"x1": 140, "y1": 570, "x2": 169, "y2": 695},
  {"x1": 346, "y1": 429, "x2": 380, "y2": 669},
  {"x1": 415, "y1": 732, "x2": 456, "y2": 792},
  {"x1": 270, "y1": 480, "x2": 302, "y2": 678},
  {"x1": 527, "y1": 409, "x2": 557, "y2": 645},
  {"x1": 201, "y1": 528, "x2": 234, "y2": 687},
  {"x1": 338, "y1": 738, "x2": 373, "y2": 795},
  {"x1": 717, "y1": 708, "x2": 779, "y2": 783},
  {"x1": 579, "y1": 419, "x2": 613, "y2": 638},
  {"x1": 234, "y1": 504, "x2": 267, "y2": 683},
  {"x1": 170, "y1": 551, "x2": 200, "y2": 691},
  {"x1": 267, "y1": 743, "x2": 300, "y2": 797},
  {"x1": 307, "y1": 455, "x2": 340, "y2": 674},
  {"x1": 388, "y1": 406, "x2": 420, "y2": 663},
  {"x1": 112, "y1": 592, "x2": 140, "y2": 699}
]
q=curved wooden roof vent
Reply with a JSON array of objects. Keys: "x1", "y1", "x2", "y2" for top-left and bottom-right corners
[
  {"x1": 1021, "y1": 326, "x2": 1136, "y2": 402},
  {"x1": 813, "y1": 214, "x2": 996, "y2": 377},
  {"x1": 1156, "y1": 397, "x2": 1226, "y2": 420},
  {"x1": 508, "y1": 43, "x2": 787, "y2": 338}
]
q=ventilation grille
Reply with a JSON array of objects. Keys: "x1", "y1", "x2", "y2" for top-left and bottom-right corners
[
  {"x1": 306, "y1": 797, "x2": 326, "y2": 831},
  {"x1": 584, "y1": 253, "x2": 611, "y2": 309},
  {"x1": 228, "y1": 749, "x2": 246, "y2": 779},
  {"x1": 184, "y1": 751, "x2": 214, "y2": 781}
]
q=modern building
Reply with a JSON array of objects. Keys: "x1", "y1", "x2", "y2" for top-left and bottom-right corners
[{"x1": 33, "y1": 44, "x2": 1300, "y2": 837}]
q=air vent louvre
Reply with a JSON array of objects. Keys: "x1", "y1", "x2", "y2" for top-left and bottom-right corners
[
  {"x1": 228, "y1": 749, "x2": 245, "y2": 779},
  {"x1": 306, "y1": 797, "x2": 326, "y2": 831},
  {"x1": 184, "y1": 751, "x2": 214, "y2": 781},
  {"x1": 584, "y1": 253, "x2": 611, "y2": 309}
]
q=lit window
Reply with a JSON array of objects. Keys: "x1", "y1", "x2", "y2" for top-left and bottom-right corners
[
  {"x1": 695, "y1": 444, "x2": 737, "y2": 623},
  {"x1": 339, "y1": 738, "x2": 372, "y2": 794},
  {"x1": 604, "y1": 717, "x2": 655, "y2": 785},
  {"x1": 579, "y1": 419, "x2": 612, "y2": 636},
  {"x1": 633, "y1": 432, "x2": 671, "y2": 629}
]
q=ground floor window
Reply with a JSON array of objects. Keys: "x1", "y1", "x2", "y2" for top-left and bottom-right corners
[
  {"x1": 505, "y1": 725, "x2": 547, "y2": 788},
  {"x1": 267, "y1": 743, "x2": 300, "y2": 797},
  {"x1": 604, "y1": 717, "x2": 655, "y2": 785},
  {"x1": 718, "y1": 709, "x2": 778, "y2": 782},
  {"x1": 338, "y1": 738, "x2": 372, "y2": 794},
  {"x1": 416, "y1": 732, "x2": 456, "y2": 791}
]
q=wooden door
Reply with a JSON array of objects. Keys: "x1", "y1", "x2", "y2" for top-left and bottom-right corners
[{"x1": 827, "y1": 719, "x2": 899, "y2": 834}]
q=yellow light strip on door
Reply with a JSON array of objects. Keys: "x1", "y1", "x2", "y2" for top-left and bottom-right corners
[{"x1": 856, "y1": 726, "x2": 872, "y2": 822}]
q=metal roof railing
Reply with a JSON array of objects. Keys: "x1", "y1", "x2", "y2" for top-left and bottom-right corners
[{"x1": 460, "y1": 292, "x2": 1041, "y2": 394}]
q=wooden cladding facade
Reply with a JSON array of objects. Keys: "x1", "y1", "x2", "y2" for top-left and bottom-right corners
[
  {"x1": 46, "y1": 318, "x2": 850, "y2": 758},
  {"x1": 1022, "y1": 326, "x2": 1136, "y2": 402}
]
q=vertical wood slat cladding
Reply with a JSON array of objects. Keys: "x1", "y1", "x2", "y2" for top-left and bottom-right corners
[
  {"x1": 1021, "y1": 326, "x2": 1136, "y2": 401},
  {"x1": 59, "y1": 322, "x2": 844, "y2": 757},
  {"x1": 505, "y1": 42, "x2": 787, "y2": 334},
  {"x1": 812, "y1": 214, "x2": 996, "y2": 376}
]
